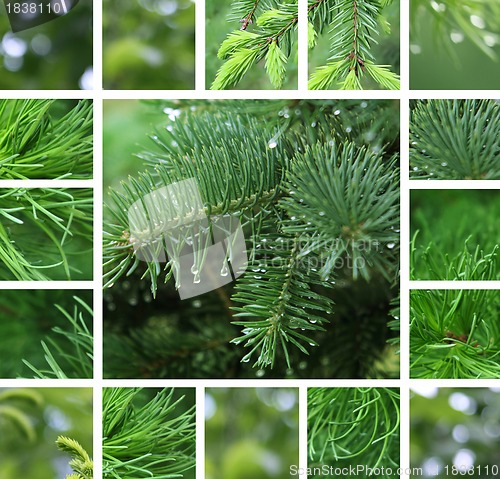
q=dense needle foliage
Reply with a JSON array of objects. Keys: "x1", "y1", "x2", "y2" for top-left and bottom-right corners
[
  {"x1": 410, "y1": 99, "x2": 500, "y2": 180},
  {"x1": 308, "y1": 387, "x2": 400, "y2": 476},
  {"x1": 411, "y1": 190, "x2": 500, "y2": 281},
  {"x1": 103, "y1": 99, "x2": 400, "y2": 379},
  {"x1": 308, "y1": 0, "x2": 400, "y2": 90},
  {"x1": 0, "y1": 99, "x2": 93, "y2": 179},
  {"x1": 410, "y1": 289, "x2": 500, "y2": 378}
]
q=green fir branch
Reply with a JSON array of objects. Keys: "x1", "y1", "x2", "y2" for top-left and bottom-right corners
[
  {"x1": 0, "y1": 188, "x2": 93, "y2": 281},
  {"x1": 308, "y1": 0, "x2": 400, "y2": 90},
  {"x1": 410, "y1": 99, "x2": 500, "y2": 180},
  {"x1": 231, "y1": 233, "x2": 333, "y2": 368},
  {"x1": 23, "y1": 296, "x2": 93, "y2": 379},
  {"x1": 103, "y1": 388, "x2": 195, "y2": 479},
  {"x1": 410, "y1": 0, "x2": 500, "y2": 61},
  {"x1": 410, "y1": 289, "x2": 500, "y2": 378},
  {"x1": 308, "y1": 387, "x2": 400, "y2": 471},
  {"x1": 212, "y1": 0, "x2": 298, "y2": 89},
  {"x1": 56, "y1": 435, "x2": 94, "y2": 479},
  {"x1": 0, "y1": 100, "x2": 93, "y2": 180}
]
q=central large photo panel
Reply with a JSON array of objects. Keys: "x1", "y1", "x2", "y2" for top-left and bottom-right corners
[{"x1": 102, "y1": 99, "x2": 401, "y2": 379}]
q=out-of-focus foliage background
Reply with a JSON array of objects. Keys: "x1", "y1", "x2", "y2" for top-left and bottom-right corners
[
  {"x1": 0, "y1": 0, "x2": 93, "y2": 89},
  {"x1": 103, "y1": 0, "x2": 195, "y2": 90},
  {"x1": 410, "y1": 2, "x2": 500, "y2": 89},
  {"x1": 205, "y1": 0, "x2": 298, "y2": 90},
  {"x1": 411, "y1": 387, "x2": 500, "y2": 478},
  {"x1": 103, "y1": 100, "x2": 164, "y2": 189},
  {"x1": 205, "y1": 388, "x2": 299, "y2": 479},
  {"x1": 0, "y1": 388, "x2": 92, "y2": 479},
  {"x1": 309, "y1": 0, "x2": 400, "y2": 89},
  {"x1": 0, "y1": 290, "x2": 93, "y2": 378}
]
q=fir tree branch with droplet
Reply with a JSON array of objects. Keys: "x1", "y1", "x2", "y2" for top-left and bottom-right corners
[{"x1": 308, "y1": 0, "x2": 400, "y2": 90}]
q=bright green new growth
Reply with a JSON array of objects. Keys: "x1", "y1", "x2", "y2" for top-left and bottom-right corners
[
  {"x1": 56, "y1": 435, "x2": 93, "y2": 479},
  {"x1": 0, "y1": 188, "x2": 93, "y2": 280},
  {"x1": 23, "y1": 296, "x2": 93, "y2": 379},
  {"x1": 410, "y1": 99, "x2": 500, "y2": 180},
  {"x1": 410, "y1": 289, "x2": 500, "y2": 379},
  {"x1": 0, "y1": 389, "x2": 43, "y2": 444},
  {"x1": 410, "y1": 0, "x2": 500, "y2": 61},
  {"x1": 103, "y1": 388, "x2": 195, "y2": 479},
  {"x1": 308, "y1": 0, "x2": 400, "y2": 90},
  {"x1": 0, "y1": 100, "x2": 93, "y2": 180},
  {"x1": 308, "y1": 387, "x2": 400, "y2": 472},
  {"x1": 212, "y1": 0, "x2": 297, "y2": 89}
]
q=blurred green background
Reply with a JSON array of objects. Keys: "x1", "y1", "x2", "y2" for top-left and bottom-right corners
[
  {"x1": 103, "y1": 0, "x2": 195, "y2": 90},
  {"x1": 410, "y1": 7, "x2": 500, "y2": 89},
  {"x1": 0, "y1": 290, "x2": 92, "y2": 378},
  {"x1": 103, "y1": 100, "x2": 164, "y2": 190},
  {"x1": 205, "y1": 0, "x2": 298, "y2": 90},
  {"x1": 309, "y1": 1, "x2": 400, "y2": 89},
  {"x1": 0, "y1": 0, "x2": 92, "y2": 89},
  {"x1": 411, "y1": 387, "x2": 500, "y2": 477},
  {"x1": 206, "y1": 388, "x2": 299, "y2": 479},
  {"x1": 0, "y1": 387, "x2": 93, "y2": 479}
]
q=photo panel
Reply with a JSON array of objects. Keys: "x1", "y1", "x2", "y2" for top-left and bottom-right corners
[
  {"x1": 410, "y1": 1, "x2": 500, "y2": 89},
  {"x1": 0, "y1": 187, "x2": 93, "y2": 281},
  {"x1": 410, "y1": 289, "x2": 500, "y2": 379},
  {"x1": 0, "y1": 387, "x2": 93, "y2": 477},
  {"x1": 206, "y1": 0, "x2": 298, "y2": 90},
  {"x1": 0, "y1": 0, "x2": 93, "y2": 90},
  {"x1": 308, "y1": 387, "x2": 400, "y2": 475},
  {"x1": 102, "y1": 99, "x2": 400, "y2": 379},
  {"x1": 102, "y1": 0, "x2": 195, "y2": 90},
  {"x1": 0, "y1": 289, "x2": 93, "y2": 378},
  {"x1": 0, "y1": 99, "x2": 93, "y2": 180},
  {"x1": 410, "y1": 189, "x2": 499, "y2": 281},
  {"x1": 411, "y1": 387, "x2": 500, "y2": 476},
  {"x1": 205, "y1": 387, "x2": 299, "y2": 479},
  {"x1": 102, "y1": 387, "x2": 195, "y2": 478},
  {"x1": 410, "y1": 99, "x2": 500, "y2": 180},
  {"x1": 308, "y1": 0, "x2": 400, "y2": 90}
]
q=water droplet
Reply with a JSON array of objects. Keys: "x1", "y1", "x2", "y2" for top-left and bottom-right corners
[
  {"x1": 220, "y1": 263, "x2": 229, "y2": 277},
  {"x1": 470, "y1": 15, "x2": 485, "y2": 29},
  {"x1": 191, "y1": 264, "x2": 198, "y2": 275},
  {"x1": 310, "y1": 319, "x2": 317, "y2": 324},
  {"x1": 360, "y1": 101, "x2": 368, "y2": 108},
  {"x1": 430, "y1": 1, "x2": 446, "y2": 12},
  {"x1": 441, "y1": 162, "x2": 448, "y2": 167},
  {"x1": 129, "y1": 296, "x2": 138, "y2": 306},
  {"x1": 334, "y1": 109, "x2": 341, "y2": 115},
  {"x1": 193, "y1": 272, "x2": 201, "y2": 284},
  {"x1": 319, "y1": 211, "x2": 325, "y2": 216},
  {"x1": 484, "y1": 35, "x2": 496, "y2": 47},
  {"x1": 256, "y1": 369, "x2": 265, "y2": 377},
  {"x1": 450, "y1": 31, "x2": 464, "y2": 43},
  {"x1": 387, "y1": 243, "x2": 396, "y2": 250},
  {"x1": 268, "y1": 139, "x2": 277, "y2": 149},
  {"x1": 410, "y1": 43, "x2": 422, "y2": 54},
  {"x1": 242, "y1": 356, "x2": 251, "y2": 363},
  {"x1": 193, "y1": 300, "x2": 202, "y2": 308}
]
